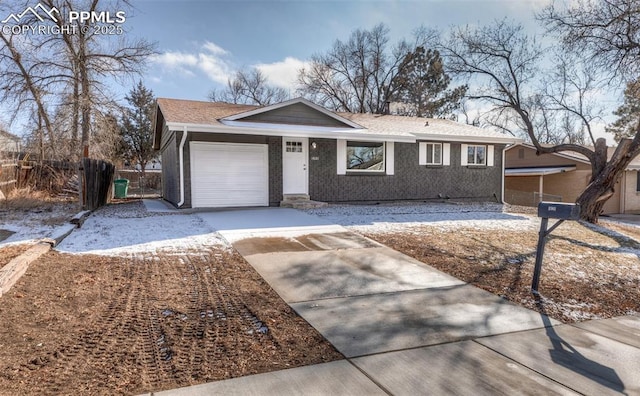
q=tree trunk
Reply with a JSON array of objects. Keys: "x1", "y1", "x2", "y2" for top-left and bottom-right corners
[
  {"x1": 72, "y1": 76, "x2": 80, "y2": 157},
  {"x1": 576, "y1": 180, "x2": 616, "y2": 223},
  {"x1": 577, "y1": 137, "x2": 640, "y2": 222}
]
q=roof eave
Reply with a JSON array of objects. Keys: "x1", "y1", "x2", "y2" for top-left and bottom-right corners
[
  {"x1": 166, "y1": 122, "x2": 416, "y2": 143},
  {"x1": 505, "y1": 142, "x2": 592, "y2": 164},
  {"x1": 505, "y1": 166, "x2": 577, "y2": 176},
  {"x1": 412, "y1": 133, "x2": 521, "y2": 144}
]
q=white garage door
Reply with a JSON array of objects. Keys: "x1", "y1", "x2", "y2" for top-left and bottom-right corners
[{"x1": 190, "y1": 142, "x2": 269, "y2": 208}]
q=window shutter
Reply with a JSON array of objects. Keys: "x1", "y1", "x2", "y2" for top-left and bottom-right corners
[
  {"x1": 418, "y1": 142, "x2": 427, "y2": 165},
  {"x1": 443, "y1": 143, "x2": 450, "y2": 166},
  {"x1": 460, "y1": 144, "x2": 468, "y2": 166},
  {"x1": 487, "y1": 145, "x2": 495, "y2": 166},
  {"x1": 386, "y1": 141, "x2": 394, "y2": 175},
  {"x1": 336, "y1": 139, "x2": 346, "y2": 175}
]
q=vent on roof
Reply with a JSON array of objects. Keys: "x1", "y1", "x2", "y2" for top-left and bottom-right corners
[{"x1": 424, "y1": 121, "x2": 429, "y2": 126}]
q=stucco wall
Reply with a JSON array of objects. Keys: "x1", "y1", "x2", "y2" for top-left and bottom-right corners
[{"x1": 309, "y1": 139, "x2": 504, "y2": 202}]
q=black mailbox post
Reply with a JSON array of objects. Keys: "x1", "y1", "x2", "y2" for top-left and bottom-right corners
[{"x1": 532, "y1": 202, "x2": 581, "y2": 294}]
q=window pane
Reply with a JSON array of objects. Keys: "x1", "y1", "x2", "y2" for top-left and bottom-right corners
[
  {"x1": 427, "y1": 144, "x2": 434, "y2": 163},
  {"x1": 434, "y1": 144, "x2": 442, "y2": 164},
  {"x1": 467, "y1": 146, "x2": 475, "y2": 164},
  {"x1": 347, "y1": 141, "x2": 384, "y2": 171},
  {"x1": 476, "y1": 146, "x2": 486, "y2": 164}
]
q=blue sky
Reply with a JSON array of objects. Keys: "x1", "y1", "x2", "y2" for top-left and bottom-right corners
[
  {"x1": 0, "y1": 0, "x2": 620, "y2": 143},
  {"x1": 132, "y1": 0, "x2": 548, "y2": 101}
]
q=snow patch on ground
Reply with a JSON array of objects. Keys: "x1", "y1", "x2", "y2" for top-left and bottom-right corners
[
  {"x1": 0, "y1": 203, "x2": 77, "y2": 246},
  {"x1": 56, "y1": 201, "x2": 230, "y2": 256},
  {"x1": 304, "y1": 202, "x2": 538, "y2": 233}
]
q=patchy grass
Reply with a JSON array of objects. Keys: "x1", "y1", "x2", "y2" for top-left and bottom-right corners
[{"x1": 0, "y1": 188, "x2": 60, "y2": 210}]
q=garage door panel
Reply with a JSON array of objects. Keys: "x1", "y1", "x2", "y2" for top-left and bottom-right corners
[{"x1": 190, "y1": 142, "x2": 269, "y2": 208}]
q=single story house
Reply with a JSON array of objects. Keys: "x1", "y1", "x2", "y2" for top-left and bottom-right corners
[
  {"x1": 152, "y1": 97, "x2": 520, "y2": 209},
  {"x1": 505, "y1": 143, "x2": 640, "y2": 214}
]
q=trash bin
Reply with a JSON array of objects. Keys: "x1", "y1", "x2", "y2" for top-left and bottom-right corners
[{"x1": 114, "y1": 179, "x2": 129, "y2": 198}]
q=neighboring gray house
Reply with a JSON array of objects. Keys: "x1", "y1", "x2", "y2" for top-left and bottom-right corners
[{"x1": 152, "y1": 97, "x2": 519, "y2": 208}]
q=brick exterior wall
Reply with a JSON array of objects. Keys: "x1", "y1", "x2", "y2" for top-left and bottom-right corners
[{"x1": 309, "y1": 139, "x2": 504, "y2": 202}]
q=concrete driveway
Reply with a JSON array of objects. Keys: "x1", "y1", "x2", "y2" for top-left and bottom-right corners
[{"x1": 171, "y1": 207, "x2": 640, "y2": 396}]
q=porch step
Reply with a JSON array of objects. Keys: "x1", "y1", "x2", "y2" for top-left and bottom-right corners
[
  {"x1": 280, "y1": 199, "x2": 328, "y2": 209},
  {"x1": 280, "y1": 194, "x2": 327, "y2": 209},
  {"x1": 282, "y1": 194, "x2": 311, "y2": 201}
]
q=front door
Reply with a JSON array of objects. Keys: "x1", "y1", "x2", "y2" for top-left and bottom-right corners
[{"x1": 282, "y1": 137, "x2": 308, "y2": 194}]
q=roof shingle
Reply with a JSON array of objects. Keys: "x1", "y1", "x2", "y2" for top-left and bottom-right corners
[{"x1": 155, "y1": 97, "x2": 518, "y2": 143}]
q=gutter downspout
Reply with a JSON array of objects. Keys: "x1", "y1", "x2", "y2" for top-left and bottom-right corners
[
  {"x1": 501, "y1": 145, "x2": 507, "y2": 203},
  {"x1": 177, "y1": 126, "x2": 188, "y2": 207}
]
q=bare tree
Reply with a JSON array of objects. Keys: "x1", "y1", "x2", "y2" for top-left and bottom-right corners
[
  {"x1": 440, "y1": 20, "x2": 620, "y2": 222},
  {"x1": 208, "y1": 69, "x2": 288, "y2": 106},
  {"x1": 0, "y1": 0, "x2": 156, "y2": 161},
  {"x1": 43, "y1": 0, "x2": 156, "y2": 157},
  {"x1": 297, "y1": 23, "x2": 412, "y2": 114},
  {"x1": 543, "y1": 54, "x2": 603, "y2": 146},
  {"x1": 0, "y1": 29, "x2": 59, "y2": 158},
  {"x1": 537, "y1": 0, "x2": 640, "y2": 221},
  {"x1": 539, "y1": 0, "x2": 640, "y2": 79}
]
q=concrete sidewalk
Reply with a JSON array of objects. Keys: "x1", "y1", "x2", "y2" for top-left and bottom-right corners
[{"x1": 150, "y1": 208, "x2": 640, "y2": 396}]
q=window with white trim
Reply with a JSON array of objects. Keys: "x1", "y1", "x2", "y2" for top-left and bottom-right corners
[
  {"x1": 424, "y1": 143, "x2": 442, "y2": 165},
  {"x1": 420, "y1": 142, "x2": 450, "y2": 166},
  {"x1": 467, "y1": 145, "x2": 486, "y2": 165},
  {"x1": 346, "y1": 141, "x2": 385, "y2": 172}
]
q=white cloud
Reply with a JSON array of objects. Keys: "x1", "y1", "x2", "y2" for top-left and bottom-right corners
[
  {"x1": 254, "y1": 57, "x2": 309, "y2": 91},
  {"x1": 151, "y1": 45, "x2": 308, "y2": 91},
  {"x1": 151, "y1": 41, "x2": 233, "y2": 84},
  {"x1": 202, "y1": 41, "x2": 229, "y2": 56}
]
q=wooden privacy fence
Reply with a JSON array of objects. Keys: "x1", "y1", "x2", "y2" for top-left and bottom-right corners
[
  {"x1": 0, "y1": 161, "x2": 17, "y2": 197},
  {"x1": 82, "y1": 158, "x2": 115, "y2": 210}
]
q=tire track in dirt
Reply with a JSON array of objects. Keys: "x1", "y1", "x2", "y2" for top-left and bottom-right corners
[{"x1": 0, "y1": 247, "x2": 342, "y2": 395}]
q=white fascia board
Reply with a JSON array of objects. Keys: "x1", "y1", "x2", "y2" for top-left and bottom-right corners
[
  {"x1": 504, "y1": 167, "x2": 577, "y2": 176},
  {"x1": 166, "y1": 122, "x2": 416, "y2": 143},
  {"x1": 412, "y1": 133, "x2": 522, "y2": 145}
]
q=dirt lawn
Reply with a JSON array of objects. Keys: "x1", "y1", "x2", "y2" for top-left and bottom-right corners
[
  {"x1": 2, "y1": 201, "x2": 639, "y2": 395},
  {"x1": 364, "y1": 215, "x2": 640, "y2": 323},
  {"x1": 0, "y1": 247, "x2": 341, "y2": 395}
]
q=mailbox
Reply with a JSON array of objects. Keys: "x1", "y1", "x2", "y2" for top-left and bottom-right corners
[{"x1": 537, "y1": 202, "x2": 581, "y2": 220}]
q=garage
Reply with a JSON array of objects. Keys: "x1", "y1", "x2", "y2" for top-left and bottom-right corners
[{"x1": 190, "y1": 142, "x2": 269, "y2": 208}]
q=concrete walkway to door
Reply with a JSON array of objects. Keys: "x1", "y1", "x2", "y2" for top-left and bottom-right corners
[{"x1": 148, "y1": 207, "x2": 640, "y2": 396}]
